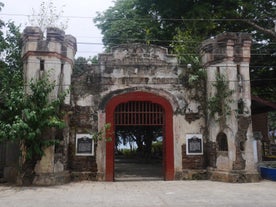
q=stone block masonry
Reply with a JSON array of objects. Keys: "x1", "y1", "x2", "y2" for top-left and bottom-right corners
[{"x1": 9, "y1": 28, "x2": 260, "y2": 185}]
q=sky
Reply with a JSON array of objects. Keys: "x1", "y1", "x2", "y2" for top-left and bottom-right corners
[{"x1": 1, "y1": 0, "x2": 115, "y2": 58}]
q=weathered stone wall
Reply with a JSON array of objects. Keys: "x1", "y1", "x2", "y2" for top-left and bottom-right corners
[
  {"x1": 70, "y1": 44, "x2": 206, "y2": 180},
  {"x1": 21, "y1": 26, "x2": 77, "y2": 185},
  {"x1": 182, "y1": 144, "x2": 206, "y2": 169},
  {"x1": 20, "y1": 27, "x2": 259, "y2": 184},
  {"x1": 202, "y1": 33, "x2": 259, "y2": 182},
  {"x1": 22, "y1": 27, "x2": 76, "y2": 104}
]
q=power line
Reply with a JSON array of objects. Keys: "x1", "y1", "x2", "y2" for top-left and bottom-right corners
[
  {"x1": 77, "y1": 40, "x2": 276, "y2": 45},
  {"x1": 1, "y1": 13, "x2": 273, "y2": 22},
  {"x1": 2, "y1": 13, "x2": 275, "y2": 56},
  {"x1": 19, "y1": 34, "x2": 276, "y2": 47},
  {"x1": 78, "y1": 42, "x2": 103, "y2": 45},
  {"x1": 19, "y1": 59, "x2": 276, "y2": 67}
]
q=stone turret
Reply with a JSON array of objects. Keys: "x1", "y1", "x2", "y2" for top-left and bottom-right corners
[
  {"x1": 21, "y1": 27, "x2": 77, "y2": 185},
  {"x1": 22, "y1": 26, "x2": 77, "y2": 104},
  {"x1": 201, "y1": 33, "x2": 259, "y2": 182}
]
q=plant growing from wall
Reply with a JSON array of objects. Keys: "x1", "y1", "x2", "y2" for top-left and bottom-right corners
[
  {"x1": 28, "y1": 0, "x2": 69, "y2": 34},
  {"x1": 174, "y1": 30, "x2": 206, "y2": 91},
  {"x1": 170, "y1": 29, "x2": 206, "y2": 85},
  {"x1": 208, "y1": 72, "x2": 234, "y2": 128},
  {"x1": 92, "y1": 123, "x2": 112, "y2": 142},
  {"x1": 0, "y1": 72, "x2": 67, "y2": 185},
  {"x1": 171, "y1": 29, "x2": 207, "y2": 115}
]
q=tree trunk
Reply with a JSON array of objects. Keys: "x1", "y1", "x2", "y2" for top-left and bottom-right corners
[{"x1": 17, "y1": 141, "x2": 38, "y2": 186}]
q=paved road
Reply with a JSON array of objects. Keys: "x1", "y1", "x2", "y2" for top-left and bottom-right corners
[{"x1": 0, "y1": 180, "x2": 276, "y2": 207}]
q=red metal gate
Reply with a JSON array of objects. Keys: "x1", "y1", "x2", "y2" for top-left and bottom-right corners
[
  {"x1": 115, "y1": 101, "x2": 164, "y2": 126},
  {"x1": 105, "y1": 91, "x2": 174, "y2": 181}
]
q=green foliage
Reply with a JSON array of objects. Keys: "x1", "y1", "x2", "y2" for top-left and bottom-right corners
[
  {"x1": 172, "y1": 29, "x2": 206, "y2": 89},
  {"x1": 95, "y1": 0, "x2": 275, "y2": 48},
  {"x1": 92, "y1": 123, "x2": 112, "y2": 142},
  {"x1": 0, "y1": 21, "x2": 23, "y2": 93},
  {"x1": 0, "y1": 7, "x2": 24, "y2": 133},
  {"x1": 96, "y1": 0, "x2": 275, "y2": 100},
  {"x1": 119, "y1": 148, "x2": 136, "y2": 158},
  {"x1": 0, "y1": 72, "x2": 66, "y2": 161},
  {"x1": 208, "y1": 73, "x2": 234, "y2": 124},
  {"x1": 172, "y1": 29, "x2": 206, "y2": 112},
  {"x1": 138, "y1": 0, "x2": 276, "y2": 39},
  {"x1": 171, "y1": 29, "x2": 201, "y2": 66},
  {"x1": 151, "y1": 141, "x2": 162, "y2": 155},
  {"x1": 118, "y1": 140, "x2": 162, "y2": 159},
  {"x1": 73, "y1": 56, "x2": 98, "y2": 75},
  {"x1": 94, "y1": 0, "x2": 164, "y2": 49},
  {"x1": 0, "y1": 4, "x2": 67, "y2": 183},
  {"x1": 250, "y1": 65, "x2": 276, "y2": 102}
]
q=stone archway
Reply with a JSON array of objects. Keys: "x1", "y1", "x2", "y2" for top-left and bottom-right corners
[{"x1": 105, "y1": 91, "x2": 174, "y2": 181}]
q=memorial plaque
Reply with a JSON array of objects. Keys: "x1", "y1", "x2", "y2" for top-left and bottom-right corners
[
  {"x1": 76, "y1": 134, "x2": 94, "y2": 156},
  {"x1": 186, "y1": 134, "x2": 203, "y2": 155}
]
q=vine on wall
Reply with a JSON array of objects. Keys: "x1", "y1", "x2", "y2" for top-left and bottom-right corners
[
  {"x1": 172, "y1": 30, "x2": 207, "y2": 117},
  {"x1": 208, "y1": 73, "x2": 234, "y2": 129},
  {"x1": 91, "y1": 123, "x2": 112, "y2": 142}
]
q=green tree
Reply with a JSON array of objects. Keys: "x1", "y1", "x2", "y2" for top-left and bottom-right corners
[
  {"x1": 134, "y1": 0, "x2": 276, "y2": 40},
  {"x1": 95, "y1": 0, "x2": 276, "y2": 101},
  {"x1": 0, "y1": 3, "x2": 23, "y2": 123},
  {"x1": 0, "y1": 72, "x2": 67, "y2": 185},
  {"x1": 73, "y1": 56, "x2": 98, "y2": 75},
  {"x1": 0, "y1": 2, "x2": 66, "y2": 185},
  {"x1": 94, "y1": 0, "x2": 164, "y2": 50},
  {"x1": 95, "y1": 0, "x2": 275, "y2": 52}
]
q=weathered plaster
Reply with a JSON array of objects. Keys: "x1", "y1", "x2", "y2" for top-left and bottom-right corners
[{"x1": 20, "y1": 29, "x2": 259, "y2": 184}]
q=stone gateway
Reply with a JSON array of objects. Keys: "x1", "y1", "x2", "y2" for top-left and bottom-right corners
[{"x1": 1, "y1": 27, "x2": 260, "y2": 185}]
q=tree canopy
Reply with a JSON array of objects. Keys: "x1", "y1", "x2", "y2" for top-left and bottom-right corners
[
  {"x1": 0, "y1": 2, "x2": 67, "y2": 184},
  {"x1": 95, "y1": 0, "x2": 276, "y2": 46},
  {"x1": 94, "y1": 0, "x2": 276, "y2": 101},
  {"x1": 0, "y1": 3, "x2": 22, "y2": 93}
]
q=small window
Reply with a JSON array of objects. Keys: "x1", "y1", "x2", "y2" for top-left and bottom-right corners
[
  {"x1": 217, "y1": 132, "x2": 228, "y2": 151},
  {"x1": 216, "y1": 66, "x2": 220, "y2": 74},
  {"x1": 61, "y1": 63, "x2": 64, "y2": 74},
  {"x1": 237, "y1": 98, "x2": 244, "y2": 114},
  {"x1": 237, "y1": 64, "x2": 240, "y2": 76},
  {"x1": 240, "y1": 141, "x2": 245, "y2": 151},
  {"x1": 40, "y1": 60, "x2": 45, "y2": 71}
]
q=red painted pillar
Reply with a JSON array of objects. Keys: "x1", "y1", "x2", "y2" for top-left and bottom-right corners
[
  {"x1": 105, "y1": 105, "x2": 115, "y2": 181},
  {"x1": 164, "y1": 108, "x2": 174, "y2": 180}
]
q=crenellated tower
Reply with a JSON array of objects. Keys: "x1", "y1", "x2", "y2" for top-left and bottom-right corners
[
  {"x1": 201, "y1": 33, "x2": 259, "y2": 182},
  {"x1": 22, "y1": 26, "x2": 76, "y2": 104},
  {"x1": 21, "y1": 27, "x2": 77, "y2": 185}
]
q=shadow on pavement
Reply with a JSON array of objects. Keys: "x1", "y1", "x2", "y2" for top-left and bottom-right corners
[{"x1": 115, "y1": 157, "x2": 163, "y2": 181}]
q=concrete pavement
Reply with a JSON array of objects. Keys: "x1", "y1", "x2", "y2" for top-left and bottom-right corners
[{"x1": 0, "y1": 180, "x2": 276, "y2": 207}]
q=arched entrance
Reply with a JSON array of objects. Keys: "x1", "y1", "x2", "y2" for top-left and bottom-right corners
[{"x1": 105, "y1": 91, "x2": 174, "y2": 181}]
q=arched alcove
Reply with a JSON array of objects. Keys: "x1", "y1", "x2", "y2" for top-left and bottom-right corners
[{"x1": 216, "y1": 132, "x2": 228, "y2": 151}]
